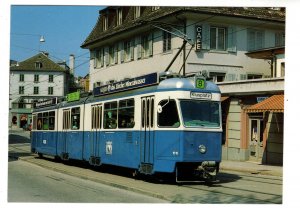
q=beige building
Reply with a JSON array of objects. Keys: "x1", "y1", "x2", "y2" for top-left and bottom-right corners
[{"x1": 81, "y1": 6, "x2": 285, "y2": 164}]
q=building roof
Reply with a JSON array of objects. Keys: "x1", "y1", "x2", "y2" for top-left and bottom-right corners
[
  {"x1": 10, "y1": 52, "x2": 68, "y2": 72},
  {"x1": 81, "y1": 6, "x2": 285, "y2": 48},
  {"x1": 245, "y1": 94, "x2": 284, "y2": 113}
]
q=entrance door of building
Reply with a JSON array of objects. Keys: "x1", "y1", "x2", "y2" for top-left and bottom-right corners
[{"x1": 249, "y1": 116, "x2": 264, "y2": 162}]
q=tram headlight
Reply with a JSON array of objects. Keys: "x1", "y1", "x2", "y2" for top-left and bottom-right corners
[{"x1": 198, "y1": 145, "x2": 206, "y2": 154}]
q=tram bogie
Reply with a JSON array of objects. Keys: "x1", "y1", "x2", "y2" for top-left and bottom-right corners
[{"x1": 31, "y1": 72, "x2": 222, "y2": 182}]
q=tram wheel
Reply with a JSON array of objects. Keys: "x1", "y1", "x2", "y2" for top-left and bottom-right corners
[{"x1": 38, "y1": 153, "x2": 43, "y2": 158}]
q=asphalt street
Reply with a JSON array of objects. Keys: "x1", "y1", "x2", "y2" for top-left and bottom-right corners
[{"x1": 8, "y1": 130, "x2": 283, "y2": 203}]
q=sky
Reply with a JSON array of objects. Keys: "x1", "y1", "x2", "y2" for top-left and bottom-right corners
[{"x1": 10, "y1": 5, "x2": 104, "y2": 77}]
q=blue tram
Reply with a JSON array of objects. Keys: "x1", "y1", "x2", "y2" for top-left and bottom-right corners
[{"x1": 31, "y1": 73, "x2": 222, "y2": 182}]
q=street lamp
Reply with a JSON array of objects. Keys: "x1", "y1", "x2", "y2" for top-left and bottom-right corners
[{"x1": 39, "y1": 35, "x2": 45, "y2": 52}]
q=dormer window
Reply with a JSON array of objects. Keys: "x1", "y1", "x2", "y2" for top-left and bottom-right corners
[
  {"x1": 152, "y1": 6, "x2": 160, "y2": 11},
  {"x1": 35, "y1": 62, "x2": 43, "y2": 69},
  {"x1": 117, "y1": 8, "x2": 123, "y2": 26},
  {"x1": 103, "y1": 15, "x2": 108, "y2": 31},
  {"x1": 134, "y1": 6, "x2": 141, "y2": 19}
]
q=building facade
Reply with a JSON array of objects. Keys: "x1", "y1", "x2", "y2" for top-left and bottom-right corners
[
  {"x1": 81, "y1": 6, "x2": 285, "y2": 88},
  {"x1": 9, "y1": 52, "x2": 70, "y2": 129},
  {"x1": 81, "y1": 6, "x2": 285, "y2": 164}
]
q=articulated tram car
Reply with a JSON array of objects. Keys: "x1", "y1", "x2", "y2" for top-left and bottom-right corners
[{"x1": 31, "y1": 73, "x2": 222, "y2": 182}]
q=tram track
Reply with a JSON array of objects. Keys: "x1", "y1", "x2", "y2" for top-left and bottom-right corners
[
  {"x1": 220, "y1": 172, "x2": 283, "y2": 185},
  {"x1": 180, "y1": 178, "x2": 282, "y2": 203}
]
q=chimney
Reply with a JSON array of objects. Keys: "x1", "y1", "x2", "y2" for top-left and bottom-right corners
[
  {"x1": 43, "y1": 52, "x2": 49, "y2": 57},
  {"x1": 69, "y1": 54, "x2": 75, "y2": 75}
]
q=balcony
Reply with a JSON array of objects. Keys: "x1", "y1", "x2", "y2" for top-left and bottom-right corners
[{"x1": 216, "y1": 77, "x2": 284, "y2": 95}]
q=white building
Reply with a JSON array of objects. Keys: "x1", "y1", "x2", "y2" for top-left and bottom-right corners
[
  {"x1": 81, "y1": 7, "x2": 285, "y2": 89},
  {"x1": 9, "y1": 52, "x2": 71, "y2": 129}
]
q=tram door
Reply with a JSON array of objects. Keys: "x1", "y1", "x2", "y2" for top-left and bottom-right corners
[
  {"x1": 62, "y1": 109, "x2": 71, "y2": 159},
  {"x1": 90, "y1": 104, "x2": 102, "y2": 165},
  {"x1": 140, "y1": 96, "x2": 155, "y2": 174},
  {"x1": 249, "y1": 117, "x2": 264, "y2": 162}
]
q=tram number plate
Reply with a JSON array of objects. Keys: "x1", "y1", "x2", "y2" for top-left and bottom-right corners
[{"x1": 190, "y1": 92, "x2": 212, "y2": 100}]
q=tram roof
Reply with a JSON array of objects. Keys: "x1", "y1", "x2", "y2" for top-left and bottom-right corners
[
  {"x1": 86, "y1": 77, "x2": 220, "y2": 104},
  {"x1": 33, "y1": 77, "x2": 221, "y2": 112}
]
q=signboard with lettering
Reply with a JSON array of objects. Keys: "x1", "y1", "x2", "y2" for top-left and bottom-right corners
[
  {"x1": 67, "y1": 91, "x2": 80, "y2": 102},
  {"x1": 93, "y1": 73, "x2": 158, "y2": 96},
  {"x1": 34, "y1": 98, "x2": 57, "y2": 108},
  {"x1": 195, "y1": 25, "x2": 202, "y2": 51}
]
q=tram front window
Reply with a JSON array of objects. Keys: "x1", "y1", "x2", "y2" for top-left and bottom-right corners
[{"x1": 180, "y1": 100, "x2": 220, "y2": 128}]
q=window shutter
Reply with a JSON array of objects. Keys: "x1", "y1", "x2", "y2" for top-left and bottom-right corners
[
  {"x1": 105, "y1": 47, "x2": 109, "y2": 66},
  {"x1": 91, "y1": 50, "x2": 96, "y2": 68},
  {"x1": 202, "y1": 23, "x2": 210, "y2": 50},
  {"x1": 247, "y1": 30, "x2": 255, "y2": 51},
  {"x1": 137, "y1": 36, "x2": 142, "y2": 59},
  {"x1": 149, "y1": 34, "x2": 153, "y2": 56},
  {"x1": 101, "y1": 48, "x2": 104, "y2": 67},
  {"x1": 114, "y1": 44, "x2": 118, "y2": 64},
  {"x1": 130, "y1": 39, "x2": 134, "y2": 60},
  {"x1": 227, "y1": 26, "x2": 237, "y2": 52},
  {"x1": 256, "y1": 31, "x2": 264, "y2": 49},
  {"x1": 120, "y1": 42, "x2": 124, "y2": 63}
]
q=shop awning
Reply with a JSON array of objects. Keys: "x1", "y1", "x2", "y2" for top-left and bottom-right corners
[
  {"x1": 245, "y1": 94, "x2": 284, "y2": 113},
  {"x1": 221, "y1": 96, "x2": 230, "y2": 102}
]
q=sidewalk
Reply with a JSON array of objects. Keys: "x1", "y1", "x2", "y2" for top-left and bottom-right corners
[{"x1": 220, "y1": 160, "x2": 283, "y2": 177}]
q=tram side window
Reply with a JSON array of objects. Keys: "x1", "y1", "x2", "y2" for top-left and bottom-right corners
[
  {"x1": 92, "y1": 105, "x2": 102, "y2": 129},
  {"x1": 104, "y1": 101, "x2": 117, "y2": 129},
  {"x1": 71, "y1": 107, "x2": 80, "y2": 130},
  {"x1": 158, "y1": 99, "x2": 180, "y2": 128},
  {"x1": 118, "y1": 99, "x2": 135, "y2": 128},
  {"x1": 32, "y1": 114, "x2": 37, "y2": 130},
  {"x1": 43, "y1": 112, "x2": 49, "y2": 130},
  {"x1": 49, "y1": 111, "x2": 55, "y2": 130},
  {"x1": 37, "y1": 113, "x2": 43, "y2": 130}
]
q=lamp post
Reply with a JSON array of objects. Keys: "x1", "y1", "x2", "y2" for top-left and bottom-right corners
[{"x1": 39, "y1": 35, "x2": 45, "y2": 52}]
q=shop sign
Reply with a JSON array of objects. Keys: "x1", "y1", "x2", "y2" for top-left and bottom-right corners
[
  {"x1": 195, "y1": 25, "x2": 202, "y2": 51},
  {"x1": 93, "y1": 73, "x2": 158, "y2": 96}
]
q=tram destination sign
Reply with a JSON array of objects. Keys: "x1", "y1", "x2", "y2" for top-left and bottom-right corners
[
  {"x1": 93, "y1": 73, "x2": 158, "y2": 96},
  {"x1": 190, "y1": 92, "x2": 212, "y2": 100}
]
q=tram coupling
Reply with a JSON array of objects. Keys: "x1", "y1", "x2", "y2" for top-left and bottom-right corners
[
  {"x1": 175, "y1": 161, "x2": 219, "y2": 183},
  {"x1": 196, "y1": 161, "x2": 219, "y2": 180}
]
